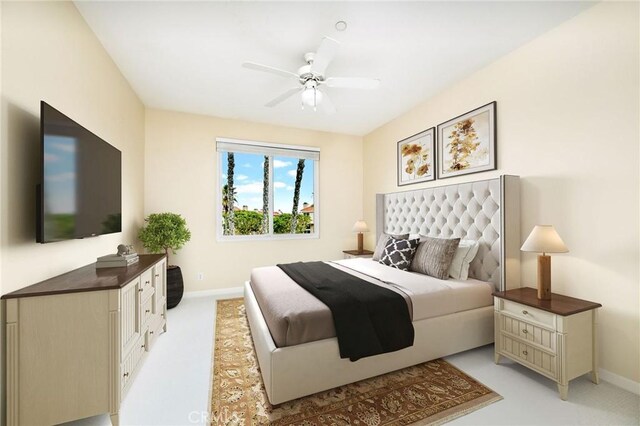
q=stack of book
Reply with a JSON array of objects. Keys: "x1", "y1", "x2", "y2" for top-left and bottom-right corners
[{"x1": 96, "y1": 253, "x2": 139, "y2": 269}]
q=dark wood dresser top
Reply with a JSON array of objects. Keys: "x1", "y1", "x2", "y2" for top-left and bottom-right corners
[
  {"x1": 1, "y1": 254, "x2": 166, "y2": 300},
  {"x1": 492, "y1": 287, "x2": 601, "y2": 316}
]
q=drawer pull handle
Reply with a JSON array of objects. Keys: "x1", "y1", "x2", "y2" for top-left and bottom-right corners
[
  {"x1": 150, "y1": 331, "x2": 154, "y2": 335},
  {"x1": 522, "y1": 310, "x2": 529, "y2": 315},
  {"x1": 522, "y1": 350, "x2": 528, "y2": 356},
  {"x1": 155, "y1": 274, "x2": 160, "y2": 278},
  {"x1": 522, "y1": 329, "x2": 528, "y2": 334},
  {"x1": 123, "y1": 372, "x2": 129, "y2": 378},
  {"x1": 145, "y1": 309, "x2": 150, "y2": 313},
  {"x1": 141, "y1": 344, "x2": 146, "y2": 349},
  {"x1": 145, "y1": 280, "x2": 150, "y2": 285},
  {"x1": 138, "y1": 289, "x2": 143, "y2": 293}
]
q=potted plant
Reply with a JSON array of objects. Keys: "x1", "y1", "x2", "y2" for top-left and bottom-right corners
[{"x1": 138, "y1": 213, "x2": 191, "y2": 308}]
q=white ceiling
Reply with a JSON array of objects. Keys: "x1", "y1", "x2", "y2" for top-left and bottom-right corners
[{"x1": 76, "y1": 1, "x2": 593, "y2": 136}]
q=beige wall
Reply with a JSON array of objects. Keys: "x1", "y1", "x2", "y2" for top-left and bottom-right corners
[
  {"x1": 363, "y1": 2, "x2": 639, "y2": 383},
  {"x1": 144, "y1": 109, "x2": 363, "y2": 291},
  {"x1": 0, "y1": 1, "x2": 145, "y2": 295}
]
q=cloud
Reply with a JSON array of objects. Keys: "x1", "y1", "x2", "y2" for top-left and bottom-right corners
[
  {"x1": 242, "y1": 162, "x2": 252, "y2": 168},
  {"x1": 45, "y1": 172, "x2": 75, "y2": 182},
  {"x1": 235, "y1": 182, "x2": 264, "y2": 194},
  {"x1": 236, "y1": 174, "x2": 249, "y2": 181},
  {"x1": 274, "y1": 181, "x2": 287, "y2": 189},
  {"x1": 286, "y1": 186, "x2": 294, "y2": 191},
  {"x1": 287, "y1": 169, "x2": 297, "y2": 178},
  {"x1": 273, "y1": 160, "x2": 292, "y2": 168},
  {"x1": 51, "y1": 142, "x2": 76, "y2": 153},
  {"x1": 222, "y1": 174, "x2": 227, "y2": 180},
  {"x1": 247, "y1": 197, "x2": 262, "y2": 206},
  {"x1": 44, "y1": 153, "x2": 59, "y2": 163}
]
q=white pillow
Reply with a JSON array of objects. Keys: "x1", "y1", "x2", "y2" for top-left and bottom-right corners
[{"x1": 448, "y1": 240, "x2": 480, "y2": 280}]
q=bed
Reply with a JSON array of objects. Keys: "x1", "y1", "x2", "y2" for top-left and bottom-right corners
[{"x1": 245, "y1": 175, "x2": 521, "y2": 405}]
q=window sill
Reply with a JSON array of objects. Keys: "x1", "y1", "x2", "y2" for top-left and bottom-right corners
[{"x1": 216, "y1": 233, "x2": 319, "y2": 243}]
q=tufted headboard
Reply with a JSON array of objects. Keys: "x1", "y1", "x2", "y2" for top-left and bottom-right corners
[{"x1": 376, "y1": 175, "x2": 520, "y2": 291}]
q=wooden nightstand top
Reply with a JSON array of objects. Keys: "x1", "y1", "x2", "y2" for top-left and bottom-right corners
[
  {"x1": 492, "y1": 287, "x2": 601, "y2": 317},
  {"x1": 343, "y1": 250, "x2": 374, "y2": 256}
]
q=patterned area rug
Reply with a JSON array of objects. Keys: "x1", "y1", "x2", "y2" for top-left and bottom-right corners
[{"x1": 211, "y1": 298, "x2": 501, "y2": 425}]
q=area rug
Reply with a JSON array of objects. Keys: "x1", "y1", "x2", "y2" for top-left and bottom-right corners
[{"x1": 211, "y1": 298, "x2": 501, "y2": 425}]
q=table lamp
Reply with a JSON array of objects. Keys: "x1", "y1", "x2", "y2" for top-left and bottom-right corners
[
  {"x1": 352, "y1": 220, "x2": 369, "y2": 253},
  {"x1": 521, "y1": 225, "x2": 569, "y2": 300}
]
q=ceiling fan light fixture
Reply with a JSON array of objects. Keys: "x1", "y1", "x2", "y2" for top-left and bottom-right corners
[{"x1": 301, "y1": 86, "x2": 323, "y2": 109}]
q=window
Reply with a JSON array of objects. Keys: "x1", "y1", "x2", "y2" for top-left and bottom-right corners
[{"x1": 216, "y1": 138, "x2": 319, "y2": 240}]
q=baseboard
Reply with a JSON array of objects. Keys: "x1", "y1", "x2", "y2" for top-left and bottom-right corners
[
  {"x1": 183, "y1": 287, "x2": 243, "y2": 300},
  {"x1": 600, "y1": 368, "x2": 640, "y2": 395}
]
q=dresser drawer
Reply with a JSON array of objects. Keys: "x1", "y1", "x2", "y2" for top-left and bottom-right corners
[
  {"x1": 502, "y1": 300, "x2": 556, "y2": 329},
  {"x1": 141, "y1": 295, "x2": 153, "y2": 328},
  {"x1": 140, "y1": 269, "x2": 153, "y2": 293},
  {"x1": 500, "y1": 315, "x2": 556, "y2": 353},
  {"x1": 500, "y1": 335, "x2": 557, "y2": 379}
]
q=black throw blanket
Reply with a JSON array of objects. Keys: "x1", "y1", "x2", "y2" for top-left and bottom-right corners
[{"x1": 277, "y1": 261, "x2": 414, "y2": 361}]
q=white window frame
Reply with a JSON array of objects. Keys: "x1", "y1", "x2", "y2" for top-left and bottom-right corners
[{"x1": 216, "y1": 137, "x2": 320, "y2": 242}]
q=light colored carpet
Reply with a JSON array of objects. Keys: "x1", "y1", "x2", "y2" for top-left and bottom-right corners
[{"x1": 211, "y1": 298, "x2": 502, "y2": 425}]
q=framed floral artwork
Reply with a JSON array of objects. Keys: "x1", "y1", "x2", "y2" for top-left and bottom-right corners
[
  {"x1": 437, "y1": 101, "x2": 496, "y2": 179},
  {"x1": 397, "y1": 128, "x2": 435, "y2": 186}
]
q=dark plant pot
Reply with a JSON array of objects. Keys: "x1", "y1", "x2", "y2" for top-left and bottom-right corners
[{"x1": 166, "y1": 266, "x2": 184, "y2": 309}]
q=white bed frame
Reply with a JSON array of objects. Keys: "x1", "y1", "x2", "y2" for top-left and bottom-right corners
[{"x1": 245, "y1": 175, "x2": 521, "y2": 405}]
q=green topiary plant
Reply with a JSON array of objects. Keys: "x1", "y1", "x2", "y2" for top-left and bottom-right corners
[{"x1": 138, "y1": 213, "x2": 191, "y2": 267}]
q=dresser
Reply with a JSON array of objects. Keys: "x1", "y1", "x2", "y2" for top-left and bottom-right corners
[
  {"x1": 493, "y1": 287, "x2": 601, "y2": 400},
  {"x1": 2, "y1": 254, "x2": 167, "y2": 426}
]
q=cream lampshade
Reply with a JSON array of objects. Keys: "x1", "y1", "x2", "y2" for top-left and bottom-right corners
[
  {"x1": 521, "y1": 225, "x2": 568, "y2": 300},
  {"x1": 352, "y1": 220, "x2": 369, "y2": 253}
]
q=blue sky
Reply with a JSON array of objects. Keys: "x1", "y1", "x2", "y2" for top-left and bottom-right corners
[
  {"x1": 221, "y1": 152, "x2": 314, "y2": 212},
  {"x1": 44, "y1": 135, "x2": 77, "y2": 214}
]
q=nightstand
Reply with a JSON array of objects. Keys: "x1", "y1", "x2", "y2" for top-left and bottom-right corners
[
  {"x1": 342, "y1": 250, "x2": 374, "y2": 259},
  {"x1": 493, "y1": 287, "x2": 601, "y2": 400}
]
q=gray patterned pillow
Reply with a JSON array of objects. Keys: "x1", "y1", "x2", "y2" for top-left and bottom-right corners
[
  {"x1": 379, "y1": 237, "x2": 420, "y2": 271},
  {"x1": 372, "y1": 233, "x2": 410, "y2": 261},
  {"x1": 410, "y1": 237, "x2": 460, "y2": 279}
]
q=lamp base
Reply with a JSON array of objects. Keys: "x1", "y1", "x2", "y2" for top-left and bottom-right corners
[
  {"x1": 537, "y1": 254, "x2": 551, "y2": 300},
  {"x1": 357, "y1": 233, "x2": 364, "y2": 253}
]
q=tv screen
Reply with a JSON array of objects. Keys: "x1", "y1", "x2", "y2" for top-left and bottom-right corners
[{"x1": 38, "y1": 101, "x2": 122, "y2": 243}]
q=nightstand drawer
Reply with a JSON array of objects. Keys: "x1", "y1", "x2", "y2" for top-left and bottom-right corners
[
  {"x1": 500, "y1": 335, "x2": 557, "y2": 379},
  {"x1": 502, "y1": 300, "x2": 555, "y2": 329},
  {"x1": 500, "y1": 315, "x2": 556, "y2": 353}
]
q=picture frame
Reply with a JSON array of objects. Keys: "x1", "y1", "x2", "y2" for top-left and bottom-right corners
[
  {"x1": 436, "y1": 101, "x2": 497, "y2": 179},
  {"x1": 397, "y1": 127, "x2": 436, "y2": 186}
]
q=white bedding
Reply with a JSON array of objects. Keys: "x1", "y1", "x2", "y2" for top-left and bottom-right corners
[
  {"x1": 250, "y1": 257, "x2": 494, "y2": 347},
  {"x1": 334, "y1": 258, "x2": 494, "y2": 321}
]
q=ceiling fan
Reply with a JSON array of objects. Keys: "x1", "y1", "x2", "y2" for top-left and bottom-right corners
[{"x1": 242, "y1": 36, "x2": 380, "y2": 113}]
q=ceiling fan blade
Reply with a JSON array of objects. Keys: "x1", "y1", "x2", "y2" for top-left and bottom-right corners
[
  {"x1": 324, "y1": 77, "x2": 380, "y2": 90},
  {"x1": 265, "y1": 88, "x2": 302, "y2": 107},
  {"x1": 242, "y1": 62, "x2": 299, "y2": 79},
  {"x1": 320, "y1": 91, "x2": 336, "y2": 114},
  {"x1": 310, "y1": 36, "x2": 340, "y2": 75}
]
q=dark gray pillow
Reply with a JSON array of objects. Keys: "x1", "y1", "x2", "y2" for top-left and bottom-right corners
[
  {"x1": 410, "y1": 237, "x2": 461, "y2": 279},
  {"x1": 372, "y1": 233, "x2": 410, "y2": 261},
  {"x1": 379, "y1": 237, "x2": 420, "y2": 271}
]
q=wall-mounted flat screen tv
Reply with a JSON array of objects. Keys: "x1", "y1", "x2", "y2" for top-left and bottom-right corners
[{"x1": 37, "y1": 101, "x2": 122, "y2": 243}]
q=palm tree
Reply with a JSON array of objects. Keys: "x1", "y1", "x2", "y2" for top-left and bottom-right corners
[
  {"x1": 290, "y1": 159, "x2": 305, "y2": 233},
  {"x1": 226, "y1": 152, "x2": 236, "y2": 235},
  {"x1": 222, "y1": 185, "x2": 237, "y2": 215},
  {"x1": 261, "y1": 155, "x2": 269, "y2": 234}
]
